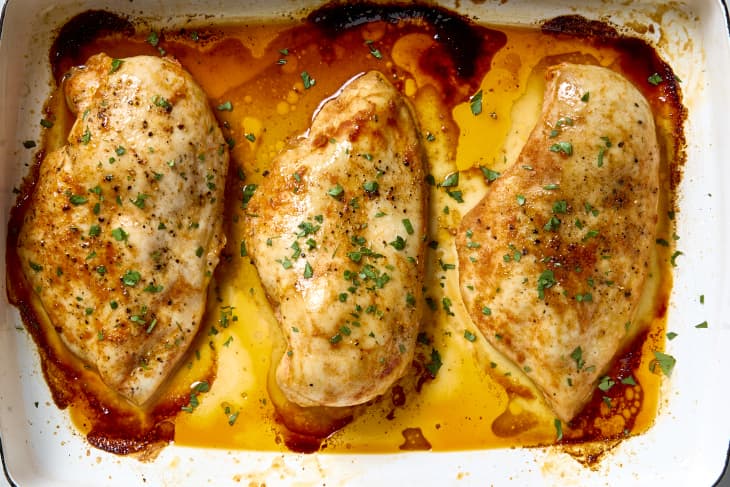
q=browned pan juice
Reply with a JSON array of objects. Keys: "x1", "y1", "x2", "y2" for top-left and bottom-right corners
[{"x1": 6, "y1": 3, "x2": 684, "y2": 460}]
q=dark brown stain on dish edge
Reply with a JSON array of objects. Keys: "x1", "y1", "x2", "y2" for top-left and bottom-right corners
[
  {"x1": 50, "y1": 10, "x2": 135, "y2": 83},
  {"x1": 308, "y1": 1, "x2": 505, "y2": 80}
]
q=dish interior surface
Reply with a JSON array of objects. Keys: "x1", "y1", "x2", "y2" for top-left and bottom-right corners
[{"x1": 1, "y1": 0, "x2": 729, "y2": 486}]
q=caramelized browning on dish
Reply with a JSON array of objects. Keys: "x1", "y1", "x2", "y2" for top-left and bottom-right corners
[{"x1": 6, "y1": 3, "x2": 685, "y2": 459}]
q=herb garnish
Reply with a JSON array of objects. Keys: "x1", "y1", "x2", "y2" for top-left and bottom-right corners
[
  {"x1": 480, "y1": 166, "x2": 500, "y2": 183},
  {"x1": 554, "y1": 419, "x2": 563, "y2": 441},
  {"x1": 365, "y1": 40, "x2": 383, "y2": 59},
  {"x1": 470, "y1": 90, "x2": 483, "y2": 116},
  {"x1": 122, "y1": 270, "x2": 141, "y2": 286},
  {"x1": 570, "y1": 346, "x2": 585, "y2": 371},
  {"x1": 425, "y1": 348, "x2": 442, "y2": 377},
  {"x1": 549, "y1": 141, "x2": 573, "y2": 156},
  {"x1": 110, "y1": 58, "x2": 123, "y2": 73},
  {"x1": 650, "y1": 351, "x2": 676, "y2": 377},
  {"x1": 217, "y1": 101, "x2": 233, "y2": 111},
  {"x1": 536, "y1": 270, "x2": 556, "y2": 299},
  {"x1": 440, "y1": 172, "x2": 459, "y2": 188},
  {"x1": 328, "y1": 184, "x2": 344, "y2": 199},
  {"x1": 301, "y1": 71, "x2": 316, "y2": 89},
  {"x1": 647, "y1": 73, "x2": 663, "y2": 86}
]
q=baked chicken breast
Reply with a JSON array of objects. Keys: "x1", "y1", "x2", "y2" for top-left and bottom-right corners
[
  {"x1": 245, "y1": 71, "x2": 427, "y2": 408},
  {"x1": 457, "y1": 63, "x2": 659, "y2": 422},
  {"x1": 17, "y1": 54, "x2": 228, "y2": 405}
]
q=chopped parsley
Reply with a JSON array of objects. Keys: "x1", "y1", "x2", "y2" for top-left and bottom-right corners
[
  {"x1": 112, "y1": 227, "x2": 129, "y2": 242},
  {"x1": 389, "y1": 236, "x2": 406, "y2": 250},
  {"x1": 597, "y1": 375, "x2": 615, "y2": 392},
  {"x1": 570, "y1": 346, "x2": 585, "y2": 371},
  {"x1": 442, "y1": 297, "x2": 455, "y2": 316},
  {"x1": 121, "y1": 270, "x2": 141, "y2": 286},
  {"x1": 80, "y1": 128, "x2": 91, "y2": 144},
  {"x1": 425, "y1": 348, "x2": 442, "y2": 378},
  {"x1": 544, "y1": 216, "x2": 561, "y2": 232},
  {"x1": 447, "y1": 190, "x2": 464, "y2": 203},
  {"x1": 152, "y1": 95, "x2": 172, "y2": 112},
  {"x1": 402, "y1": 218, "x2": 414, "y2": 235},
  {"x1": 147, "y1": 31, "x2": 160, "y2": 47},
  {"x1": 363, "y1": 180, "x2": 379, "y2": 193},
  {"x1": 181, "y1": 380, "x2": 210, "y2": 413},
  {"x1": 68, "y1": 194, "x2": 88, "y2": 205},
  {"x1": 647, "y1": 73, "x2": 663, "y2": 86},
  {"x1": 297, "y1": 220, "x2": 320, "y2": 237},
  {"x1": 440, "y1": 172, "x2": 459, "y2": 188},
  {"x1": 621, "y1": 376, "x2": 637, "y2": 386},
  {"x1": 241, "y1": 184, "x2": 257, "y2": 209},
  {"x1": 143, "y1": 284, "x2": 164, "y2": 293},
  {"x1": 536, "y1": 269, "x2": 556, "y2": 299},
  {"x1": 480, "y1": 166, "x2": 500, "y2": 183},
  {"x1": 328, "y1": 184, "x2": 344, "y2": 199},
  {"x1": 553, "y1": 200, "x2": 568, "y2": 214},
  {"x1": 365, "y1": 40, "x2": 383, "y2": 59},
  {"x1": 651, "y1": 351, "x2": 676, "y2": 377},
  {"x1": 554, "y1": 419, "x2": 563, "y2": 441},
  {"x1": 110, "y1": 58, "x2": 124, "y2": 73},
  {"x1": 549, "y1": 141, "x2": 573, "y2": 156},
  {"x1": 469, "y1": 90, "x2": 483, "y2": 116},
  {"x1": 301, "y1": 71, "x2": 316, "y2": 89},
  {"x1": 131, "y1": 193, "x2": 149, "y2": 209},
  {"x1": 217, "y1": 101, "x2": 233, "y2": 111}
]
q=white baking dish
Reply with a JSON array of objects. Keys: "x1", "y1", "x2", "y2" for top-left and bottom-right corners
[{"x1": 1, "y1": 0, "x2": 729, "y2": 485}]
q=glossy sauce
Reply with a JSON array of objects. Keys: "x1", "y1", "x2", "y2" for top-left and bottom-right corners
[{"x1": 6, "y1": 3, "x2": 684, "y2": 461}]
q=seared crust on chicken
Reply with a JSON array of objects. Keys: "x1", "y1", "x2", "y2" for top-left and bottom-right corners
[
  {"x1": 457, "y1": 63, "x2": 659, "y2": 422},
  {"x1": 17, "y1": 54, "x2": 228, "y2": 405},
  {"x1": 245, "y1": 71, "x2": 427, "y2": 408}
]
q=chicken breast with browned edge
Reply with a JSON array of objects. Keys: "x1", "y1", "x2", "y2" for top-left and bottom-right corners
[
  {"x1": 17, "y1": 54, "x2": 228, "y2": 405},
  {"x1": 457, "y1": 63, "x2": 659, "y2": 422},
  {"x1": 245, "y1": 71, "x2": 427, "y2": 408}
]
